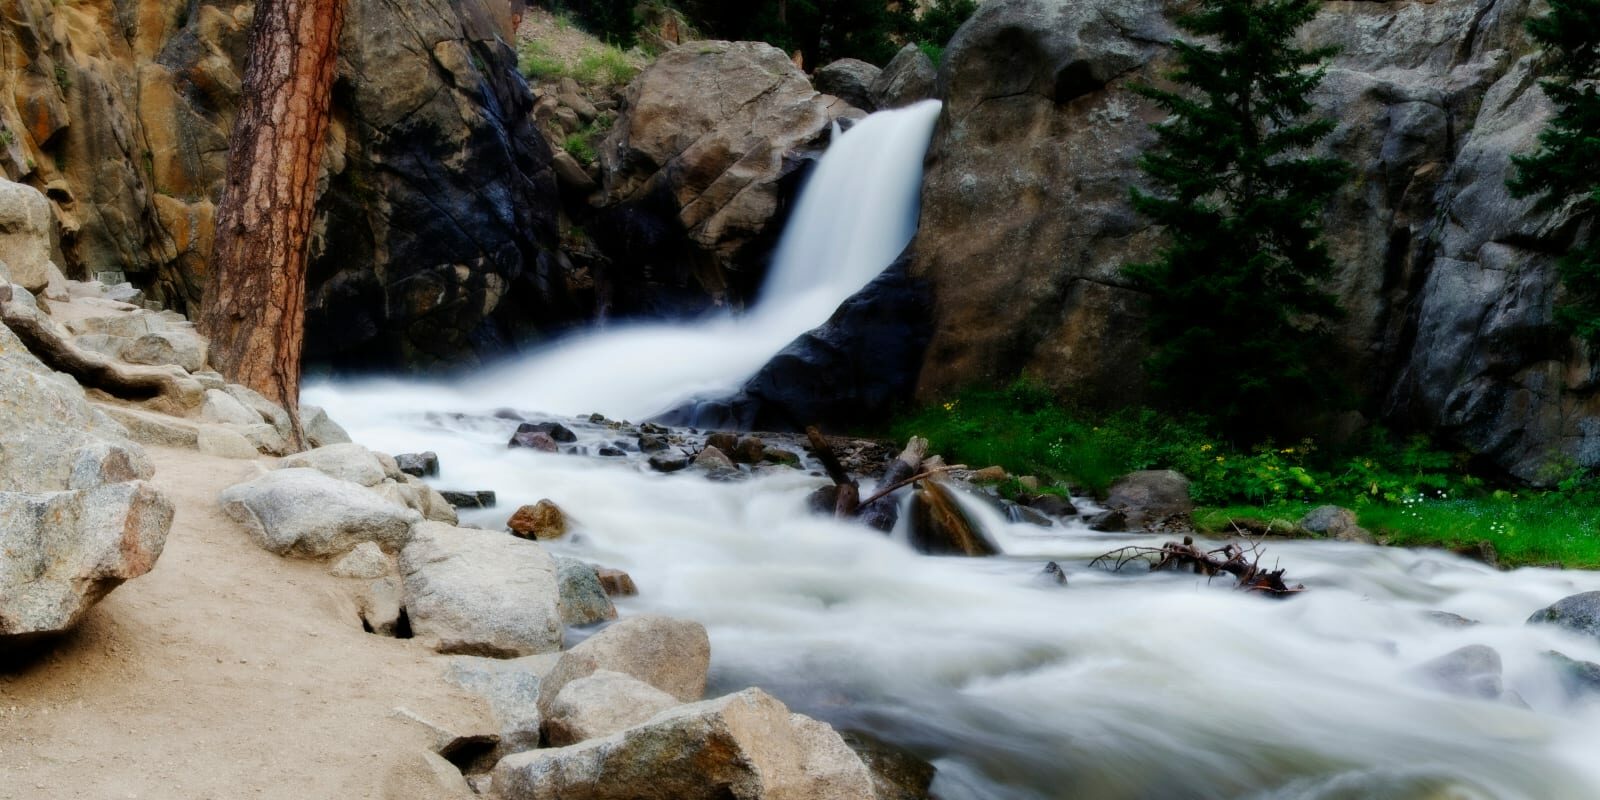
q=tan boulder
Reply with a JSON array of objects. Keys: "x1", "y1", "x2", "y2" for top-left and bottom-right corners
[
  {"x1": 507, "y1": 499, "x2": 567, "y2": 539},
  {"x1": 536, "y1": 615, "x2": 711, "y2": 721},
  {"x1": 542, "y1": 670, "x2": 680, "y2": 747}
]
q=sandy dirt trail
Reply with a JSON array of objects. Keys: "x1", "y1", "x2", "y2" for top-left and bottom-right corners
[{"x1": 0, "y1": 446, "x2": 484, "y2": 799}]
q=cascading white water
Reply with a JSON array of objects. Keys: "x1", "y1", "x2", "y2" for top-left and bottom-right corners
[
  {"x1": 304, "y1": 99, "x2": 1600, "y2": 799},
  {"x1": 313, "y1": 100, "x2": 943, "y2": 422}
]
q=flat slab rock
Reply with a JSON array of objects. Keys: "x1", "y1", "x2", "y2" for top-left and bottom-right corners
[{"x1": 401, "y1": 522, "x2": 563, "y2": 658}]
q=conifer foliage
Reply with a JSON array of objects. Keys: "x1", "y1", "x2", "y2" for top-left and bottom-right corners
[
  {"x1": 1125, "y1": 0, "x2": 1349, "y2": 438},
  {"x1": 1509, "y1": 0, "x2": 1600, "y2": 344}
]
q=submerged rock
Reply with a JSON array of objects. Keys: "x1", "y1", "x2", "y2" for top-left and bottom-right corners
[
  {"x1": 1528, "y1": 592, "x2": 1600, "y2": 643},
  {"x1": 554, "y1": 557, "x2": 618, "y2": 626},
  {"x1": 908, "y1": 481, "x2": 997, "y2": 557},
  {"x1": 840, "y1": 730, "x2": 936, "y2": 800},
  {"x1": 593, "y1": 566, "x2": 639, "y2": 597},
  {"x1": 1414, "y1": 644, "x2": 1503, "y2": 700},
  {"x1": 440, "y1": 490, "x2": 497, "y2": 509},
  {"x1": 499, "y1": 688, "x2": 874, "y2": 800},
  {"x1": 396, "y1": 452, "x2": 440, "y2": 478},
  {"x1": 507, "y1": 500, "x2": 567, "y2": 540}
]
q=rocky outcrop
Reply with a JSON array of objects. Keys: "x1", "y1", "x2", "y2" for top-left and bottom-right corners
[
  {"x1": 1528, "y1": 592, "x2": 1600, "y2": 643},
  {"x1": 870, "y1": 44, "x2": 938, "y2": 110},
  {"x1": 594, "y1": 41, "x2": 862, "y2": 314},
  {"x1": 908, "y1": 0, "x2": 1597, "y2": 481},
  {"x1": 0, "y1": 294, "x2": 172, "y2": 640},
  {"x1": 541, "y1": 669, "x2": 680, "y2": 747},
  {"x1": 496, "y1": 688, "x2": 875, "y2": 800},
  {"x1": 663, "y1": 253, "x2": 934, "y2": 431},
  {"x1": 0, "y1": 0, "x2": 565, "y2": 372},
  {"x1": 1103, "y1": 470, "x2": 1193, "y2": 531},
  {"x1": 536, "y1": 614, "x2": 711, "y2": 721},
  {"x1": 815, "y1": 58, "x2": 881, "y2": 112}
]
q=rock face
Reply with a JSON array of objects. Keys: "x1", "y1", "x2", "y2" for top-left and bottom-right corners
[
  {"x1": 1298, "y1": 505, "x2": 1375, "y2": 544},
  {"x1": 400, "y1": 522, "x2": 564, "y2": 657},
  {"x1": 595, "y1": 41, "x2": 861, "y2": 313},
  {"x1": 0, "y1": 0, "x2": 564, "y2": 372},
  {"x1": 220, "y1": 468, "x2": 420, "y2": 557},
  {"x1": 496, "y1": 688, "x2": 875, "y2": 800},
  {"x1": 664, "y1": 254, "x2": 934, "y2": 432},
  {"x1": 909, "y1": 0, "x2": 1598, "y2": 482},
  {"x1": 0, "y1": 320, "x2": 172, "y2": 640}
]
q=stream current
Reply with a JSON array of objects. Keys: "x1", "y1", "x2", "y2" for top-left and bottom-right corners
[{"x1": 305, "y1": 101, "x2": 1600, "y2": 800}]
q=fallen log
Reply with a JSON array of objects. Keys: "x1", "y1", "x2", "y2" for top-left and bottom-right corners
[{"x1": 1090, "y1": 535, "x2": 1305, "y2": 597}]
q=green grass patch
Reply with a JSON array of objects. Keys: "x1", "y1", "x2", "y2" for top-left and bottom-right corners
[
  {"x1": 518, "y1": 39, "x2": 639, "y2": 87},
  {"x1": 890, "y1": 381, "x2": 1600, "y2": 569},
  {"x1": 1360, "y1": 493, "x2": 1600, "y2": 569}
]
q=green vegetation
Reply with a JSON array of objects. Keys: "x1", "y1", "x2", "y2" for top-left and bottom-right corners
[
  {"x1": 546, "y1": 0, "x2": 640, "y2": 46},
  {"x1": 893, "y1": 381, "x2": 1600, "y2": 568},
  {"x1": 518, "y1": 38, "x2": 639, "y2": 86},
  {"x1": 562, "y1": 116, "x2": 613, "y2": 164},
  {"x1": 1509, "y1": 0, "x2": 1600, "y2": 343},
  {"x1": 1125, "y1": 0, "x2": 1350, "y2": 438}
]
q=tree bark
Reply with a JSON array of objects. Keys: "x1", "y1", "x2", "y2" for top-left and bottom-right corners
[{"x1": 198, "y1": 0, "x2": 345, "y2": 448}]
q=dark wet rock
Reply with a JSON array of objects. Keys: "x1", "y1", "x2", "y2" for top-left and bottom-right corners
[
  {"x1": 1024, "y1": 494, "x2": 1079, "y2": 518},
  {"x1": 597, "y1": 446, "x2": 626, "y2": 457},
  {"x1": 395, "y1": 451, "x2": 440, "y2": 478},
  {"x1": 1527, "y1": 592, "x2": 1600, "y2": 643},
  {"x1": 839, "y1": 730, "x2": 935, "y2": 800},
  {"x1": 638, "y1": 434, "x2": 670, "y2": 453},
  {"x1": 1087, "y1": 509, "x2": 1127, "y2": 532},
  {"x1": 1424, "y1": 611, "x2": 1480, "y2": 629},
  {"x1": 440, "y1": 490, "x2": 497, "y2": 509},
  {"x1": 1415, "y1": 644, "x2": 1503, "y2": 700},
  {"x1": 763, "y1": 447, "x2": 801, "y2": 467},
  {"x1": 705, "y1": 432, "x2": 739, "y2": 453},
  {"x1": 1005, "y1": 502, "x2": 1053, "y2": 527},
  {"x1": 508, "y1": 430, "x2": 559, "y2": 452},
  {"x1": 515, "y1": 421, "x2": 577, "y2": 443},
  {"x1": 1452, "y1": 541, "x2": 1501, "y2": 569},
  {"x1": 661, "y1": 254, "x2": 932, "y2": 433},
  {"x1": 1104, "y1": 470, "x2": 1193, "y2": 531},
  {"x1": 808, "y1": 485, "x2": 842, "y2": 515},
  {"x1": 908, "y1": 482, "x2": 996, "y2": 557},
  {"x1": 1543, "y1": 651, "x2": 1600, "y2": 699},
  {"x1": 732, "y1": 436, "x2": 768, "y2": 464},
  {"x1": 1041, "y1": 562, "x2": 1068, "y2": 586},
  {"x1": 648, "y1": 454, "x2": 690, "y2": 473}
]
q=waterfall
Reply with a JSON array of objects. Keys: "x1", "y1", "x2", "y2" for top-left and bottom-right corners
[{"x1": 311, "y1": 100, "x2": 943, "y2": 421}]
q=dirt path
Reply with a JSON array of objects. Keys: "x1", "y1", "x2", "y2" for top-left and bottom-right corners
[{"x1": 0, "y1": 447, "x2": 483, "y2": 799}]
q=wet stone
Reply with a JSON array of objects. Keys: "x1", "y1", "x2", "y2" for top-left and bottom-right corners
[{"x1": 441, "y1": 490, "x2": 496, "y2": 509}]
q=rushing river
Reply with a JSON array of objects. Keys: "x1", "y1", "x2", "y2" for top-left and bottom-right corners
[{"x1": 304, "y1": 101, "x2": 1600, "y2": 799}]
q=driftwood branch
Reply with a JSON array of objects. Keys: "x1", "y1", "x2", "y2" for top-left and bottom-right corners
[
  {"x1": 1090, "y1": 535, "x2": 1305, "y2": 597},
  {"x1": 857, "y1": 465, "x2": 964, "y2": 509},
  {"x1": 805, "y1": 425, "x2": 854, "y2": 488}
]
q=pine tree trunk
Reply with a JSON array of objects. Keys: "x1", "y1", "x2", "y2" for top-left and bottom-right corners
[{"x1": 198, "y1": 0, "x2": 346, "y2": 448}]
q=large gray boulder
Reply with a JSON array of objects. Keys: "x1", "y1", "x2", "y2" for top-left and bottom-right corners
[
  {"x1": 495, "y1": 688, "x2": 875, "y2": 800},
  {"x1": 814, "y1": 58, "x2": 881, "y2": 111},
  {"x1": 1104, "y1": 470, "x2": 1193, "y2": 530},
  {"x1": 400, "y1": 522, "x2": 564, "y2": 657},
  {"x1": 219, "y1": 468, "x2": 420, "y2": 557},
  {"x1": 0, "y1": 482, "x2": 173, "y2": 640},
  {"x1": 0, "y1": 180, "x2": 63, "y2": 295},
  {"x1": 446, "y1": 653, "x2": 561, "y2": 755},
  {"x1": 279, "y1": 443, "x2": 389, "y2": 487},
  {"x1": 1528, "y1": 592, "x2": 1600, "y2": 643},
  {"x1": 542, "y1": 670, "x2": 680, "y2": 747},
  {"x1": 869, "y1": 44, "x2": 937, "y2": 110},
  {"x1": 537, "y1": 615, "x2": 711, "y2": 722}
]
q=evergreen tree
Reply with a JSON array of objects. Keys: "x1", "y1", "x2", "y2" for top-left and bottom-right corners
[
  {"x1": 1123, "y1": 0, "x2": 1349, "y2": 438},
  {"x1": 1509, "y1": 0, "x2": 1600, "y2": 343}
]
